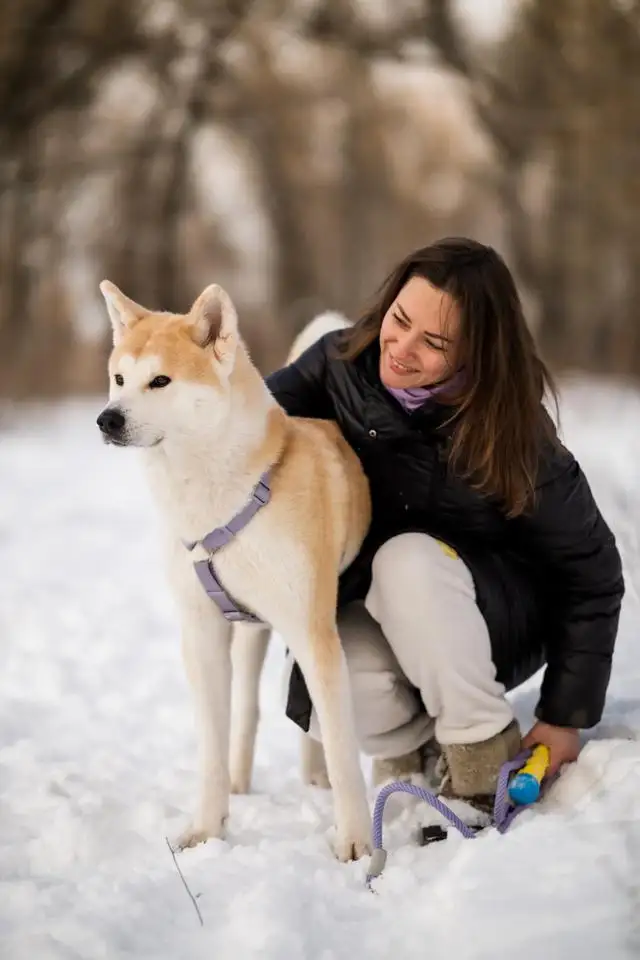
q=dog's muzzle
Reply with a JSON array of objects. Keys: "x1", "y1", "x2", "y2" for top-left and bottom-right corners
[{"x1": 97, "y1": 406, "x2": 126, "y2": 443}]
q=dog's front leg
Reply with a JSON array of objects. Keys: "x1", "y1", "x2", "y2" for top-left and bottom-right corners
[
  {"x1": 170, "y1": 553, "x2": 233, "y2": 850},
  {"x1": 287, "y1": 626, "x2": 371, "y2": 861},
  {"x1": 229, "y1": 622, "x2": 270, "y2": 794}
]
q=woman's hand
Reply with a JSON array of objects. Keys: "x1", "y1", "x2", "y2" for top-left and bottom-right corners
[{"x1": 522, "y1": 720, "x2": 581, "y2": 777}]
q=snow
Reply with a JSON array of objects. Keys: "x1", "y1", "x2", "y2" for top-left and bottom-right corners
[{"x1": 1, "y1": 378, "x2": 640, "y2": 959}]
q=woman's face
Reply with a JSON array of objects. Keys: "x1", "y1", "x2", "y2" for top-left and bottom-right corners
[{"x1": 378, "y1": 276, "x2": 459, "y2": 390}]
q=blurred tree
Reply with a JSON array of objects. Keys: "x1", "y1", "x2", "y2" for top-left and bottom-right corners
[
  {"x1": 0, "y1": 0, "x2": 144, "y2": 392},
  {"x1": 421, "y1": 0, "x2": 640, "y2": 377},
  {"x1": 0, "y1": 0, "x2": 638, "y2": 397}
]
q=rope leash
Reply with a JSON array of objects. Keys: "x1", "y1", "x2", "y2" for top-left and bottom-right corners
[{"x1": 366, "y1": 749, "x2": 545, "y2": 887}]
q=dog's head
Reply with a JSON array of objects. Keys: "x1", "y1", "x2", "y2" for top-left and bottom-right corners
[{"x1": 96, "y1": 281, "x2": 240, "y2": 448}]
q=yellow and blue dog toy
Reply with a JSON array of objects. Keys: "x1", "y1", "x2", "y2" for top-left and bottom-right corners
[{"x1": 507, "y1": 744, "x2": 550, "y2": 805}]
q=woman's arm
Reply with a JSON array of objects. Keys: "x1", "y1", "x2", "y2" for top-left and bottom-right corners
[
  {"x1": 265, "y1": 334, "x2": 335, "y2": 420},
  {"x1": 514, "y1": 443, "x2": 625, "y2": 731}
]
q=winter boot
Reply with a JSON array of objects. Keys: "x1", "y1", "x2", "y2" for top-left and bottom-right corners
[
  {"x1": 418, "y1": 719, "x2": 522, "y2": 841},
  {"x1": 441, "y1": 718, "x2": 522, "y2": 803},
  {"x1": 372, "y1": 737, "x2": 442, "y2": 790}
]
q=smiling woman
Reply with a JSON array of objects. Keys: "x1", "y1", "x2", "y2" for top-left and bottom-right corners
[
  {"x1": 267, "y1": 236, "x2": 625, "y2": 830},
  {"x1": 335, "y1": 237, "x2": 556, "y2": 519},
  {"x1": 378, "y1": 276, "x2": 459, "y2": 390}
]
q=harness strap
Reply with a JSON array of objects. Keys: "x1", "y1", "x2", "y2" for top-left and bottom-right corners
[
  {"x1": 183, "y1": 471, "x2": 271, "y2": 623},
  {"x1": 201, "y1": 474, "x2": 271, "y2": 554},
  {"x1": 192, "y1": 558, "x2": 263, "y2": 622}
]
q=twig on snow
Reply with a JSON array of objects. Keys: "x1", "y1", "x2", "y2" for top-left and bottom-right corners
[{"x1": 165, "y1": 836, "x2": 204, "y2": 927}]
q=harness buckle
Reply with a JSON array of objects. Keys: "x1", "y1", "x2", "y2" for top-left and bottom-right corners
[
  {"x1": 252, "y1": 476, "x2": 271, "y2": 506},
  {"x1": 184, "y1": 469, "x2": 272, "y2": 624}
]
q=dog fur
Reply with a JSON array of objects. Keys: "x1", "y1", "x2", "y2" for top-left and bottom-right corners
[
  {"x1": 97, "y1": 282, "x2": 371, "y2": 860},
  {"x1": 229, "y1": 312, "x2": 354, "y2": 798}
]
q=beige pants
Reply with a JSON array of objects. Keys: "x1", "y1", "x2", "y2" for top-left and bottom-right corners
[{"x1": 305, "y1": 532, "x2": 514, "y2": 758}]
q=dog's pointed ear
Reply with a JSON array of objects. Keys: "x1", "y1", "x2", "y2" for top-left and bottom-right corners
[
  {"x1": 99, "y1": 281, "x2": 150, "y2": 345},
  {"x1": 189, "y1": 284, "x2": 238, "y2": 370}
]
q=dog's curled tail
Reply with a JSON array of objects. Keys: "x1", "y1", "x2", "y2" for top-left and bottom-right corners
[{"x1": 287, "y1": 311, "x2": 352, "y2": 366}]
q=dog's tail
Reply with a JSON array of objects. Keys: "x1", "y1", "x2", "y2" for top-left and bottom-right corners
[{"x1": 287, "y1": 310, "x2": 352, "y2": 366}]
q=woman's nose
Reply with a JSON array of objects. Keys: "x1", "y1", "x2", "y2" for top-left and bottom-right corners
[{"x1": 395, "y1": 331, "x2": 417, "y2": 357}]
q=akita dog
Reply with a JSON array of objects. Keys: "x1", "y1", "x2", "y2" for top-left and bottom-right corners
[{"x1": 96, "y1": 281, "x2": 372, "y2": 860}]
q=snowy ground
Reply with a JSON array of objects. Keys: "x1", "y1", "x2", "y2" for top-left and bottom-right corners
[{"x1": 1, "y1": 379, "x2": 640, "y2": 960}]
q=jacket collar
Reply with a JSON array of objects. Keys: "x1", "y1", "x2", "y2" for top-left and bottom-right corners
[{"x1": 356, "y1": 341, "x2": 457, "y2": 439}]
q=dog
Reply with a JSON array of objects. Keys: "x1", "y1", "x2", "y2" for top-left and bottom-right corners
[
  {"x1": 96, "y1": 281, "x2": 371, "y2": 860},
  {"x1": 228, "y1": 310, "x2": 353, "y2": 797}
]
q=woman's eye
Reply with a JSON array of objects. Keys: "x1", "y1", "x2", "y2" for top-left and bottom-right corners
[
  {"x1": 114, "y1": 374, "x2": 124, "y2": 386},
  {"x1": 393, "y1": 313, "x2": 409, "y2": 327},
  {"x1": 148, "y1": 375, "x2": 172, "y2": 389}
]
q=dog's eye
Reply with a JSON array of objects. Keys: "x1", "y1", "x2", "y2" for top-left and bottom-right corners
[
  {"x1": 149, "y1": 375, "x2": 172, "y2": 389},
  {"x1": 114, "y1": 373, "x2": 124, "y2": 386}
]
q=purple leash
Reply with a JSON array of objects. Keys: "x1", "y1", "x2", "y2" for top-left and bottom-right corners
[{"x1": 366, "y1": 750, "x2": 534, "y2": 887}]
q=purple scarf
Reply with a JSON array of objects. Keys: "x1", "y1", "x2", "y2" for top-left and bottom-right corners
[{"x1": 385, "y1": 371, "x2": 463, "y2": 413}]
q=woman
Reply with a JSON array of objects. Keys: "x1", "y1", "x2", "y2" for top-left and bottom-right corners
[{"x1": 266, "y1": 238, "x2": 624, "y2": 822}]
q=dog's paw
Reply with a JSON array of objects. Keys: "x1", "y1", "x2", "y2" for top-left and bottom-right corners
[
  {"x1": 331, "y1": 823, "x2": 372, "y2": 862},
  {"x1": 173, "y1": 815, "x2": 227, "y2": 851}
]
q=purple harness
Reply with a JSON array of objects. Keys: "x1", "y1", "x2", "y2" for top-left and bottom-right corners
[{"x1": 183, "y1": 472, "x2": 271, "y2": 623}]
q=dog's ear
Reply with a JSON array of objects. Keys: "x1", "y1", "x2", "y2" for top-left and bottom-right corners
[
  {"x1": 189, "y1": 284, "x2": 238, "y2": 371},
  {"x1": 99, "y1": 281, "x2": 150, "y2": 345}
]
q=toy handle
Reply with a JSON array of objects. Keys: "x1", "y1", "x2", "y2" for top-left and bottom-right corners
[{"x1": 508, "y1": 744, "x2": 550, "y2": 806}]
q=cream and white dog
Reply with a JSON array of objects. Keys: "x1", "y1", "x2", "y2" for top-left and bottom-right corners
[{"x1": 97, "y1": 282, "x2": 371, "y2": 860}]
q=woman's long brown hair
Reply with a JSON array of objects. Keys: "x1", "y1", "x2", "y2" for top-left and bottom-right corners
[{"x1": 333, "y1": 237, "x2": 560, "y2": 518}]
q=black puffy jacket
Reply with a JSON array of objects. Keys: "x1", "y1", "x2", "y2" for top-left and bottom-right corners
[{"x1": 266, "y1": 333, "x2": 625, "y2": 733}]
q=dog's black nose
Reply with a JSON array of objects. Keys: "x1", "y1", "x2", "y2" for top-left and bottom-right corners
[{"x1": 97, "y1": 407, "x2": 125, "y2": 435}]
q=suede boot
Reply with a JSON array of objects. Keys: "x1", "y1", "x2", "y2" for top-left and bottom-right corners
[
  {"x1": 441, "y1": 717, "x2": 522, "y2": 802},
  {"x1": 419, "y1": 719, "x2": 522, "y2": 834},
  {"x1": 372, "y1": 737, "x2": 442, "y2": 789}
]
